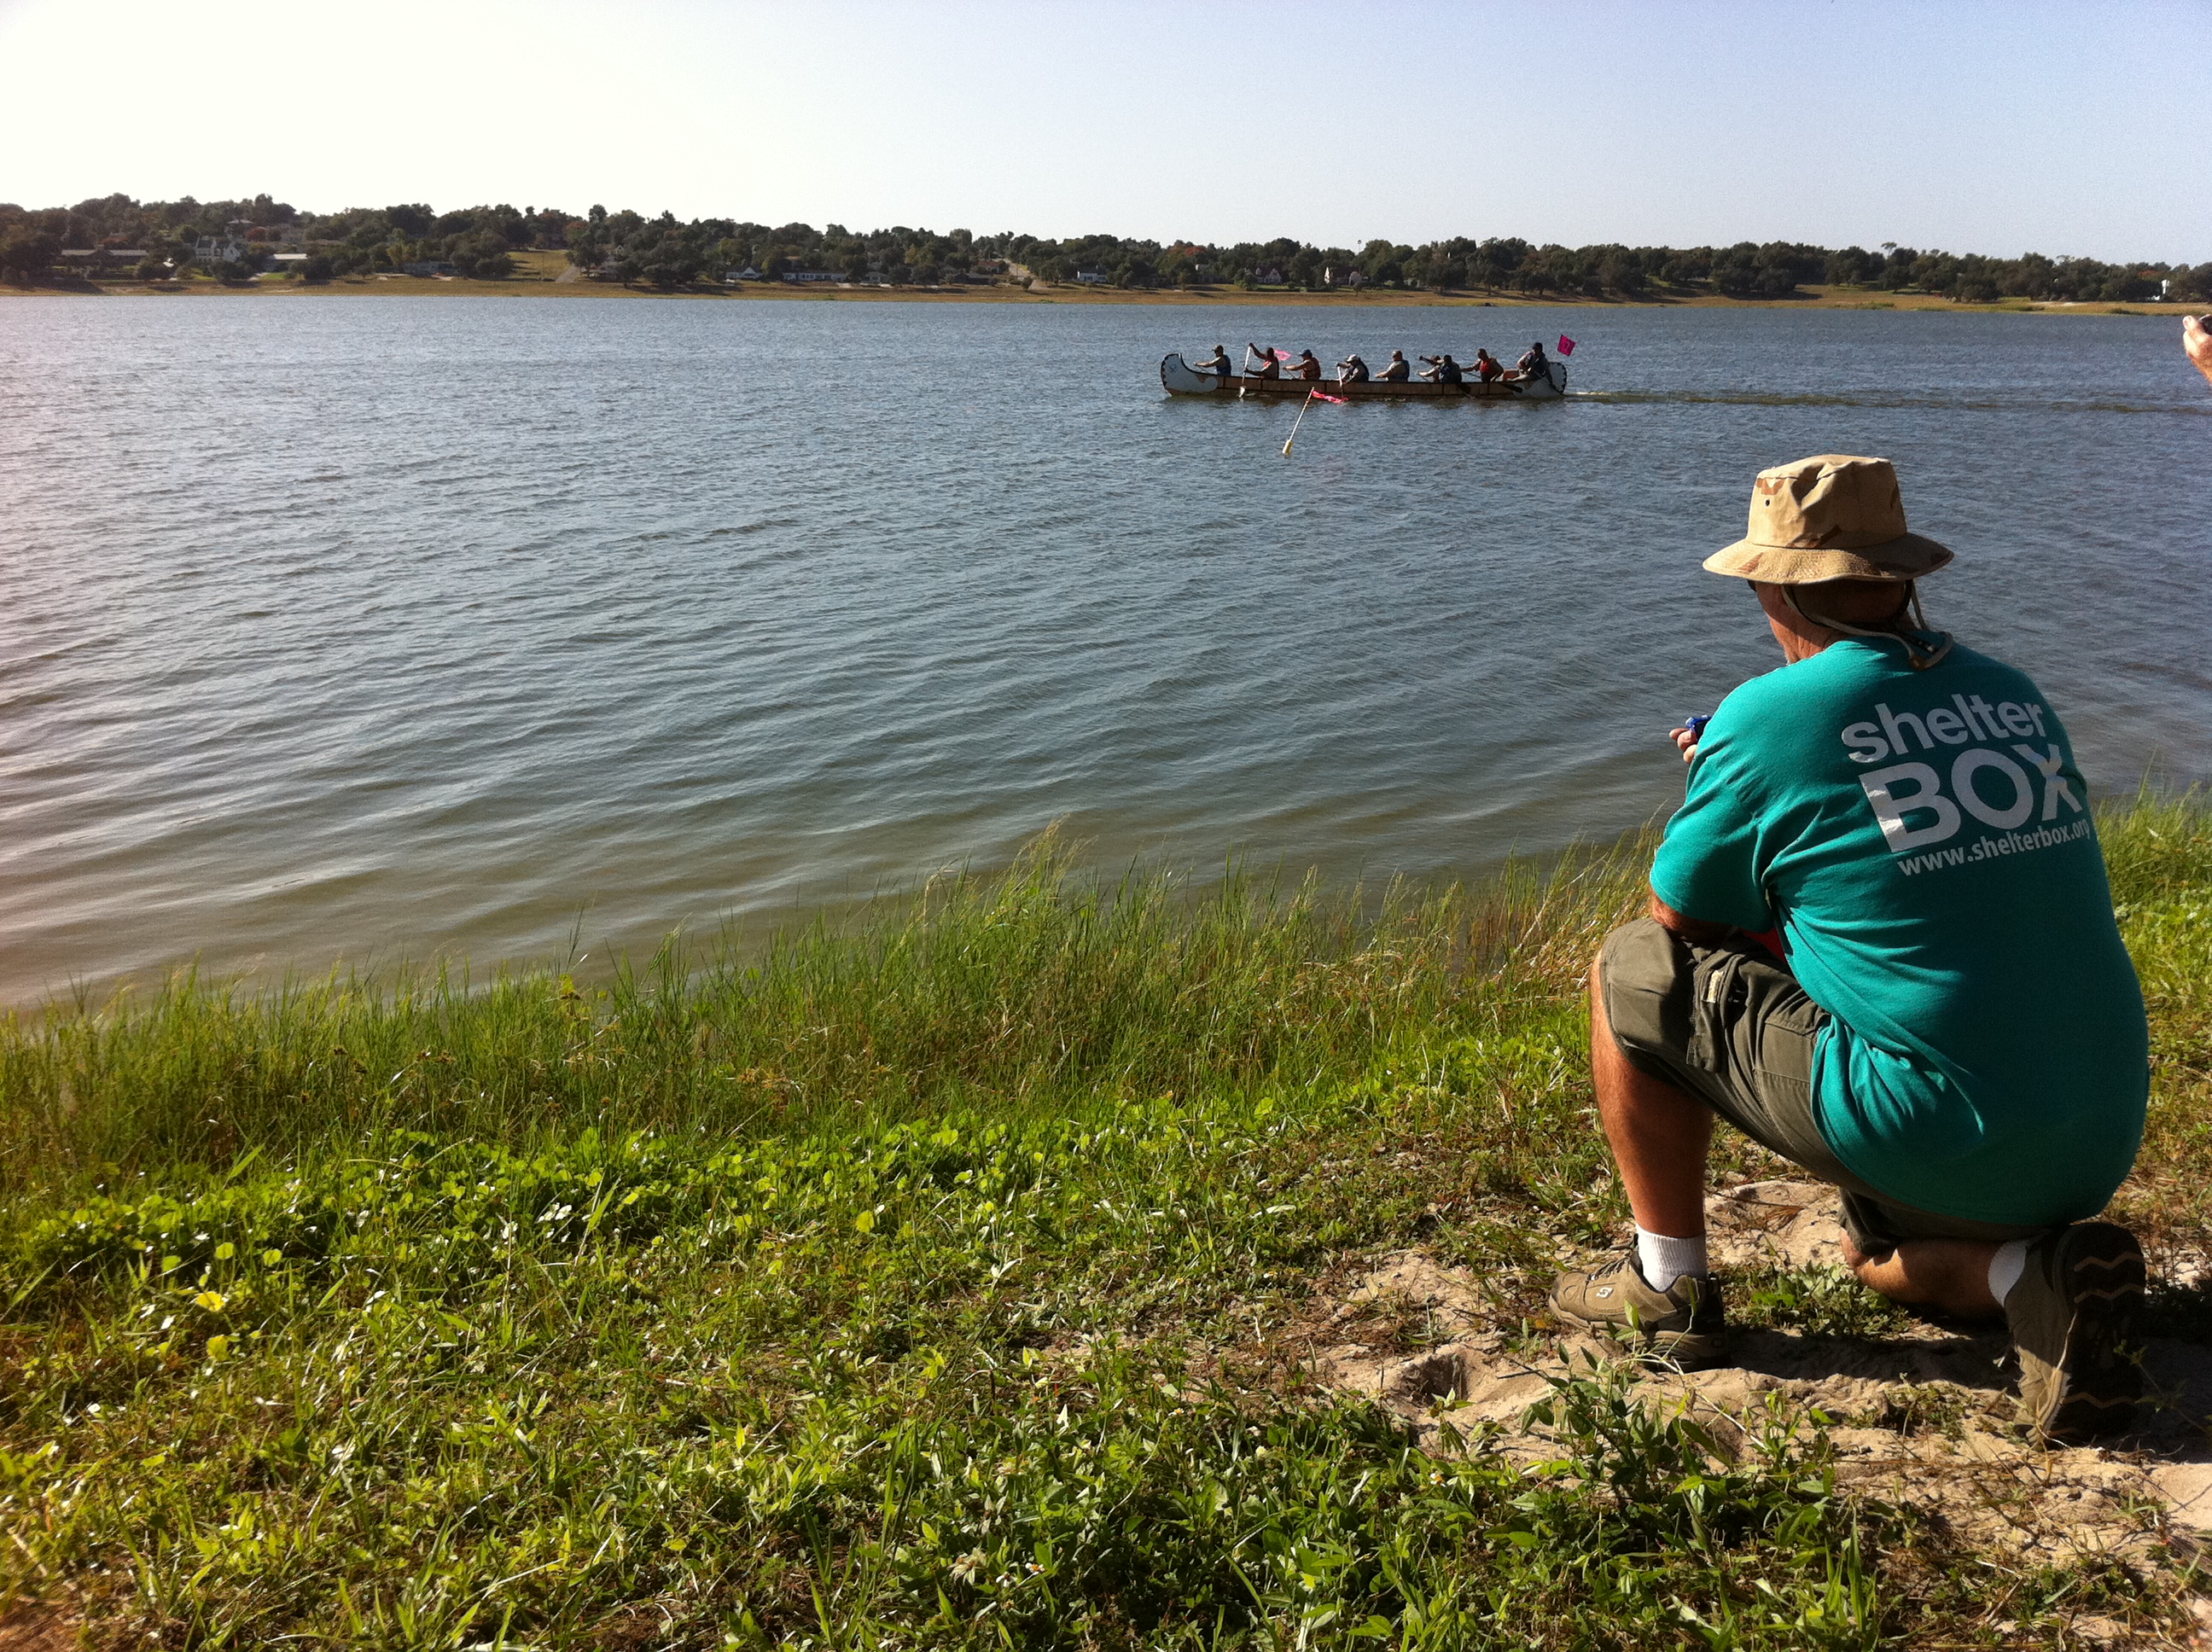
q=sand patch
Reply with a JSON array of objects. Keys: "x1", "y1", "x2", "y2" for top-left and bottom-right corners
[
  {"x1": 0, "y1": 1608, "x2": 78, "y2": 1651},
  {"x1": 1313, "y1": 1184, "x2": 2212, "y2": 1573}
]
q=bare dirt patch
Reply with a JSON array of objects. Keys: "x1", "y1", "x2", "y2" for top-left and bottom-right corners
[
  {"x1": 0, "y1": 1608, "x2": 79, "y2": 1651},
  {"x1": 1313, "y1": 1182, "x2": 2212, "y2": 1578}
]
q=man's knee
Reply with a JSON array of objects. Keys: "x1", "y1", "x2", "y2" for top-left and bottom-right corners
[
  {"x1": 1594, "y1": 917, "x2": 1683, "y2": 1066},
  {"x1": 1598, "y1": 916, "x2": 1678, "y2": 1002},
  {"x1": 1843, "y1": 1236, "x2": 1922, "y2": 1303}
]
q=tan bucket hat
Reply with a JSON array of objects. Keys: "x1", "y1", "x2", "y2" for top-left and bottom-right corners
[{"x1": 1704, "y1": 454, "x2": 1953, "y2": 584}]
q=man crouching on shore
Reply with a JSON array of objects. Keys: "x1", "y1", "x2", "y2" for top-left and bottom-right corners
[{"x1": 1551, "y1": 454, "x2": 2151, "y2": 1446}]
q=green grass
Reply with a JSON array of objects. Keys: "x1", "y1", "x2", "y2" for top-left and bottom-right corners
[{"x1": 2, "y1": 804, "x2": 2207, "y2": 1647}]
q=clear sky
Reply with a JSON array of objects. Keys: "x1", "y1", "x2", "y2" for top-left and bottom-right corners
[{"x1": 3, "y1": 0, "x2": 2205, "y2": 259}]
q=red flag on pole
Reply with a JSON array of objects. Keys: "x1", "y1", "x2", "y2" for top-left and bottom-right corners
[
  {"x1": 1557, "y1": 335, "x2": 1577, "y2": 356},
  {"x1": 1311, "y1": 390, "x2": 1348, "y2": 404}
]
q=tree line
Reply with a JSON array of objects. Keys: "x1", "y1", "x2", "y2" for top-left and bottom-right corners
[{"x1": 3, "y1": 192, "x2": 2204, "y2": 305}]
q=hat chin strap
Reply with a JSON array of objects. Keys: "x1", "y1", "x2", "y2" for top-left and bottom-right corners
[{"x1": 1784, "y1": 583, "x2": 1954, "y2": 672}]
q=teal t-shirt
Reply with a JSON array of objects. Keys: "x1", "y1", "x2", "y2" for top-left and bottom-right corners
[{"x1": 1649, "y1": 636, "x2": 2146, "y2": 1224}]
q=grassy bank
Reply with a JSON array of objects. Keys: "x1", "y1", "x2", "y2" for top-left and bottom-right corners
[
  {"x1": 3, "y1": 802, "x2": 2207, "y2": 1647},
  {"x1": 6, "y1": 259, "x2": 2199, "y2": 316}
]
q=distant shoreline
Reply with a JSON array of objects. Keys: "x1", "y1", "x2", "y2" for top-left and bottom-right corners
[{"x1": 2, "y1": 251, "x2": 2197, "y2": 318}]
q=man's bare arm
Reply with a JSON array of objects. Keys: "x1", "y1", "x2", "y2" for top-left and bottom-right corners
[
  {"x1": 1649, "y1": 890, "x2": 1736, "y2": 945},
  {"x1": 2186, "y1": 316, "x2": 2212, "y2": 393}
]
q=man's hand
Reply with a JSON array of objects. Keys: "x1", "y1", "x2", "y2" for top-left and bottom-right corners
[
  {"x1": 2186, "y1": 315, "x2": 2212, "y2": 392},
  {"x1": 1649, "y1": 891, "x2": 1734, "y2": 945},
  {"x1": 1668, "y1": 724, "x2": 1699, "y2": 764}
]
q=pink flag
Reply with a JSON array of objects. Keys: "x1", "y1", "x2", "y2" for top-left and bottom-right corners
[
  {"x1": 1557, "y1": 335, "x2": 1577, "y2": 356},
  {"x1": 1311, "y1": 390, "x2": 1348, "y2": 404}
]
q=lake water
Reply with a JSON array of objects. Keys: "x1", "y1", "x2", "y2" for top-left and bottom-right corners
[{"x1": 3, "y1": 296, "x2": 2207, "y2": 1004}]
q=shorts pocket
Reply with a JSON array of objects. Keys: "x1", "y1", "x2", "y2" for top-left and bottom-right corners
[{"x1": 1684, "y1": 949, "x2": 1743, "y2": 1077}]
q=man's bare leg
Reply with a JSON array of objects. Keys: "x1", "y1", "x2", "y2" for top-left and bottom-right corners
[
  {"x1": 1843, "y1": 1238, "x2": 2001, "y2": 1318},
  {"x1": 1589, "y1": 957, "x2": 1713, "y2": 1239},
  {"x1": 1591, "y1": 957, "x2": 2003, "y2": 1318}
]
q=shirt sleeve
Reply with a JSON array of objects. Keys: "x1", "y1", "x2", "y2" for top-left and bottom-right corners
[{"x1": 1648, "y1": 723, "x2": 1776, "y2": 932}]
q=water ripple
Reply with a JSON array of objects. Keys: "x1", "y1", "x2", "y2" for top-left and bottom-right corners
[{"x1": 0, "y1": 298, "x2": 2206, "y2": 1003}]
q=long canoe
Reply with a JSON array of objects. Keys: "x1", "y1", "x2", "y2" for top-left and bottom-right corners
[{"x1": 1160, "y1": 352, "x2": 1565, "y2": 400}]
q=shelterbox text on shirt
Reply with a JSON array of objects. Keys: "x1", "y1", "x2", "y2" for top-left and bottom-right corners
[{"x1": 1649, "y1": 636, "x2": 2147, "y2": 1224}]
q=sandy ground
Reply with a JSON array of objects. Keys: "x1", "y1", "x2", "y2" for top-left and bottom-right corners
[
  {"x1": 1315, "y1": 1180, "x2": 2212, "y2": 1631},
  {"x1": 0, "y1": 1605, "x2": 73, "y2": 1649}
]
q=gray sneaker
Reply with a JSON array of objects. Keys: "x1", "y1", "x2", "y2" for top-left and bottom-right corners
[
  {"x1": 2005, "y1": 1222, "x2": 2145, "y2": 1447},
  {"x1": 1550, "y1": 1252, "x2": 1727, "y2": 1368}
]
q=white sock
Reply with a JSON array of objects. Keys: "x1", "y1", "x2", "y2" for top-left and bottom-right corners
[
  {"x1": 1988, "y1": 1238, "x2": 2031, "y2": 1308},
  {"x1": 1635, "y1": 1226, "x2": 1709, "y2": 1293}
]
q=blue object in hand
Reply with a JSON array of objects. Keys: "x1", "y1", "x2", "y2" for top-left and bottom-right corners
[{"x1": 1682, "y1": 714, "x2": 1712, "y2": 741}]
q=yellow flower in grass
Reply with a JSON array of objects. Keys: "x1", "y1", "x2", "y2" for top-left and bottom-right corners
[{"x1": 194, "y1": 1290, "x2": 227, "y2": 1312}]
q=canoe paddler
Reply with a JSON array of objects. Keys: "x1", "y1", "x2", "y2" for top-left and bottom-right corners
[
  {"x1": 1514, "y1": 340, "x2": 1551, "y2": 380},
  {"x1": 1375, "y1": 350, "x2": 1411, "y2": 382},
  {"x1": 1245, "y1": 343, "x2": 1284, "y2": 380},
  {"x1": 1195, "y1": 345, "x2": 1232, "y2": 379},
  {"x1": 1289, "y1": 349, "x2": 1323, "y2": 381},
  {"x1": 1419, "y1": 352, "x2": 1464, "y2": 385},
  {"x1": 1336, "y1": 353, "x2": 1371, "y2": 384},
  {"x1": 1474, "y1": 348, "x2": 1503, "y2": 382}
]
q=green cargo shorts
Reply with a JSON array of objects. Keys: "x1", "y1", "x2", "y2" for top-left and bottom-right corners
[{"x1": 1598, "y1": 916, "x2": 2051, "y2": 1259}]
